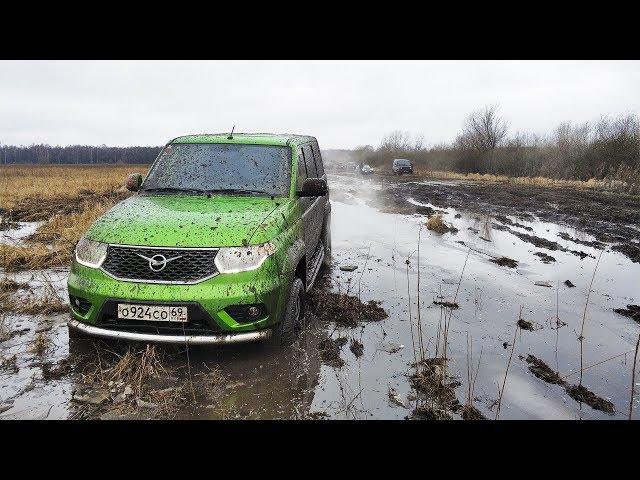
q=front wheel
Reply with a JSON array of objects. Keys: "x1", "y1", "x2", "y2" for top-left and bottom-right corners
[{"x1": 269, "y1": 277, "x2": 305, "y2": 347}]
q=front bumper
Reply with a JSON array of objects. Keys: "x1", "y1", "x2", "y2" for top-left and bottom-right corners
[
  {"x1": 68, "y1": 318, "x2": 271, "y2": 344},
  {"x1": 67, "y1": 255, "x2": 286, "y2": 335}
]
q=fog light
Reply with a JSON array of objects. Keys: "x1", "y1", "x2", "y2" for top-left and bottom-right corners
[{"x1": 225, "y1": 304, "x2": 267, "y2": 323}]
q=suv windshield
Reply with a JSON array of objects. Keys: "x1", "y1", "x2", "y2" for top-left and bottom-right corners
[
  {"x1": 142, "y1": 143, "x2": 292, "y2": 196},
  {"x1": 394, "y1": 159, "x2": 411, "y2": 166}
]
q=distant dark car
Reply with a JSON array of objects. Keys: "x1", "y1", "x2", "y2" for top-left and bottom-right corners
[{"x1": 392, "y1": 159, "x2": 413, "y2": 175}]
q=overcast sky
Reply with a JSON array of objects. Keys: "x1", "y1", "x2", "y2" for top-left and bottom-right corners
[{"x1": 1, "y1": 60, "x2": 638, "y2": 149}]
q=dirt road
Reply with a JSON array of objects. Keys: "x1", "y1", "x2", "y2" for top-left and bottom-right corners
[{"x1": 1, "y1": 172, "x2": 639, "y2": 419}]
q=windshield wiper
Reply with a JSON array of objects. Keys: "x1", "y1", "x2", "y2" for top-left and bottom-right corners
[
  {"x1": 204, "y1": 188, "x2": 269, "y2": 196},
  {"x1": 142, "y1": 187, "x2": 208, "y2": 195}
]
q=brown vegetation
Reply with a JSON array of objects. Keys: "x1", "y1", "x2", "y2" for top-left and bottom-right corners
[{"x1": 354, "y1": 108, "x2": 640, "y2": 193}]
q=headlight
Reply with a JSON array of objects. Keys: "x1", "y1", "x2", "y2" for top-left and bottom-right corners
[
  {"x1": 75, "y1": 236, "x2": 108, "y2": 268},
  {"x1": 214, "y1": 242, "x2": 277, "y2": 273}
]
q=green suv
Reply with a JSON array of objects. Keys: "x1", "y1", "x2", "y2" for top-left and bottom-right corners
[{"x1": 67, "y1": 133, "x2": 331, "y2": 346}]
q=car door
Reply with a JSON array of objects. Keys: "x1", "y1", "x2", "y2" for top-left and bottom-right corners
[{"x1": 298, "y1": 144, "x2": 325, "y2": 269}]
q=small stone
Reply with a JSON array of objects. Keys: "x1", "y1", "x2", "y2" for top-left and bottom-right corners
[
  {"x1": 339, "y1": 265, "x2": 358, "y2": 272},
  {"x1": 113, "y1": 393, "x2": 127, "y2": 404},
  {"x1": 535, "y1": 281, "x2": 553, "y2": 287},
  {"x1": 123, "y1": 385, "x2": 133, "y2": 396},
  {"x1": 135, "y1": 398, "x2": 159, "y2": 409},
  {"x1": 73, "y1": 391, "x2": 108, "y2": 405}
]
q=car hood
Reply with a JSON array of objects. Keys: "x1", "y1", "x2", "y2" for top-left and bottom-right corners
[{"x1": 86, "y1": 194, "x2": 293, "y2": 247}]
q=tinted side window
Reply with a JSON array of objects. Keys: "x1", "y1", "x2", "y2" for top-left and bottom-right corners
[
  {"x1": 304, "y1": 145, "x2": 317, "y2": 178},
  {"x1": 312, "y1": 142, "x2": 324, "y2": 176}
]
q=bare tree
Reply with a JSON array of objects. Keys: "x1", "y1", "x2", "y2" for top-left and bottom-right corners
[{"x1": 457, "y1": 104, "x2": 509, "y2": 152}]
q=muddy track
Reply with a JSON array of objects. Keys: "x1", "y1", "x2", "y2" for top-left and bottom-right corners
[{"x1": 378, "y1": 176, "x2": 640, "y2": 262}]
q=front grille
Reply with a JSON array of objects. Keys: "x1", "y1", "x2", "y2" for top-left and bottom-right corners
[{"x1": 101, "y1": 245, "x2": 218, "y2": 284}]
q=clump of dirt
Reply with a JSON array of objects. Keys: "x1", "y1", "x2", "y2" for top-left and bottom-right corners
[
  {"x1": 308, "y1": 289, "x2": 388, "y2": 328},
  {"x1": 565, "y1": 384, "x2": 615, "y2": 414},
  {"x1": 613, "y1": 305, "x2": 640, "y2": 323},
  {"x1": 461, "y1": 404, "x2": 487, "y2": 420},
  {"x1": 525, "y1": 355, "x2": 566, "y2": 385},
  {"x1": 558, "y1": 232, "x2": 605, "y2": 249},
  {"x1": 318, "y1": 337, "x2": 348, "y2": 367},
  {"x1": 0, "y1": 217, "x2": 19, "y2": 231},
  {"x1": 564, "y1": 280, "x2": 576, "y2": 288},
  {"x1": 612, "y1": 243, "x2": 640, "y2": 263},
  {"x1": 517, "y1": 317, "x2": 540, "y2": 332},
  {"x1": 0, "y1": 278, "x2": 29, "y2": 292},
  {"x1": 494, "y1": 214, "x2": 533, "y2": 231},
  {"x1": 409, "y1": 404, "x2": 452, "y2": 420},
  {"x1": 349, "y1": 338, "x2": 364, "y2": 358},
  {"x1": 433, "y1": 300, "x2": 459, "y2": 309},
  {"x1": 41, "y1": 358, "x2": 72, "y2": 379},
  {"x1": 410, "y1": 357, "x2": 461, "y2": 414},
  {"x1": 490, "y1": 256, "x2": 518, "y2": 268},
  {"x1": 426, "y1": 214, "x2": 456, "y2": 234},
  {"x1": 505, "y1": 230, "x2": 594, "y2": 259},
  {"x1": 534, "y1": 252, "x2": 556, "y2": 263}
]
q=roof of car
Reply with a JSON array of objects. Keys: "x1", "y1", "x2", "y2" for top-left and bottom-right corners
[
  {"x1": 169, "y1": 133, "x2": 317, "y2": 147},
  {"x1": 393, "y1": 158, "x2": 412, "y2": 163}
]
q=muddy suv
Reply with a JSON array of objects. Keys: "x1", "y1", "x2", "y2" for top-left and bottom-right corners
[
  {"x1": 67, "y1": 133, "x2": 331, "y2": 346},
  {"x1": 392, "y1": 158, "x2": 413, "y2": 175}
]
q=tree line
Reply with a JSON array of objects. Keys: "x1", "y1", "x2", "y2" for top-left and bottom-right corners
[
  {"x1": 355, "y1": 106, "x2": 640, "y2": 186},
  {"x1": 0, "y1": 144, "x2": 162, "y2": 165}
]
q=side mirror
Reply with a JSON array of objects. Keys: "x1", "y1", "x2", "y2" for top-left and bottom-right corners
[
  {"x1": 298, "y1": 178, "x2": 328, "y2": 197},
  {"x1": 126, "y1": 173, "x2": 143, "y2": 192}
]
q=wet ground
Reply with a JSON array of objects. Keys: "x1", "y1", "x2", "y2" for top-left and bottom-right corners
[{"x1": 1, "y1": 172, "x2": 639, "y2": 419}]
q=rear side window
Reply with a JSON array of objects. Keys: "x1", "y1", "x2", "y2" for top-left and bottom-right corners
[
  {"x1": 312, "y1": 142, "x2": 324, "y2": 176},
  {"x1": 296, "y1": 148, "x2": 307, "y2": 190},
  {"x1": 304, "y1": 145, "x2": 317, "y2": 177}
]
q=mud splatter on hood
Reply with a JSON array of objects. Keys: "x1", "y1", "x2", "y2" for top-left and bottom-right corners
[{"x1": 86, "y1": 194, "x2": 293, "y2": 247}]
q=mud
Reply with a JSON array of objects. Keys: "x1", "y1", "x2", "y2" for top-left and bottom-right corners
[
  {"x1": 613, "y1": 305, "x2": 640, "y2": 323},
  {"x1": 318, "y1": 337, "x2": 347, "y2": 368},
  {"x1": 565, "y1": 384, "x2": 615, "y2": 414},
  {"x1": 490, "y1": 257, "x2": 518, "y2": 268},
  {"x1": 308, "y1": 288, "x2": 388, "y2": 328},
  {"x1": 379, "y1": 176, "x2": 640, "y2": 263},
  {"x1": 2, "y1": 171, "x2": 640, "y2": 420},
  {"x1": 534, "y1": 252, "x2": 556, "y2": 263},
  {"x1": 525, "y1": 355, "x2": 566, "y2": 385}
]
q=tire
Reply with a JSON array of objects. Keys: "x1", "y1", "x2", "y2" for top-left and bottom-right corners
[{"x1": 270, "y1": 277, "x2": 305, "y2": 347}]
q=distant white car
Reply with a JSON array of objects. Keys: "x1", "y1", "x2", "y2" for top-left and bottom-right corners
[{"x1": 360, "y1": 164, "x2": 374, "y2": 175}]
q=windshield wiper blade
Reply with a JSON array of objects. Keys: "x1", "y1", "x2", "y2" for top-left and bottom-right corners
[
  {"x1": 142, "y1": 187, "x2": 208, "y2": 194},
  {"x1": 204, "y1": 188, "x2": 269, "y2": 196}
]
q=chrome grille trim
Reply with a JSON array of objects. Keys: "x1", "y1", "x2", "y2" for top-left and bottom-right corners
[{"x1": 100, "y1": 244, "x2": 220, "y2": 285}]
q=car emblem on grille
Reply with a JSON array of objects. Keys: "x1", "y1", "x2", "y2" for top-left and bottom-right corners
[{"x1": 135, "y1": 253, "x2": 183, "y2": 272}]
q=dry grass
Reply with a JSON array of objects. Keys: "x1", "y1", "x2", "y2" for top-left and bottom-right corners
[
  {"x1": 26, "y1": 199, "x2": 116, "y2": 247},
  {"x1": 426, "y1": 213, "x2": 447, "y2": 233},
  {"x1": 395, "y1": 166, "x2": 637, "y2": 193},
  {"x1": 0, "y1": 277, "x2": 68, "y2": 315},
  {"x1": 0, "y1": 243, "x2": 70, "y2": 272},
  {"x1": 0, "y1": 164, "x2": 147, "y2": 212},
  {"x1": 0, "y1": 165, "x2": 138, "y2": 272},
  {"x1": 29, "y1": 332, "x2": 50, "y2": 356}
]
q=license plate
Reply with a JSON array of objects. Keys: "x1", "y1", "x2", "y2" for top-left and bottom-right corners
[{"x1": 117, "y1": 303, "x2": 188, "y2": 323}]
